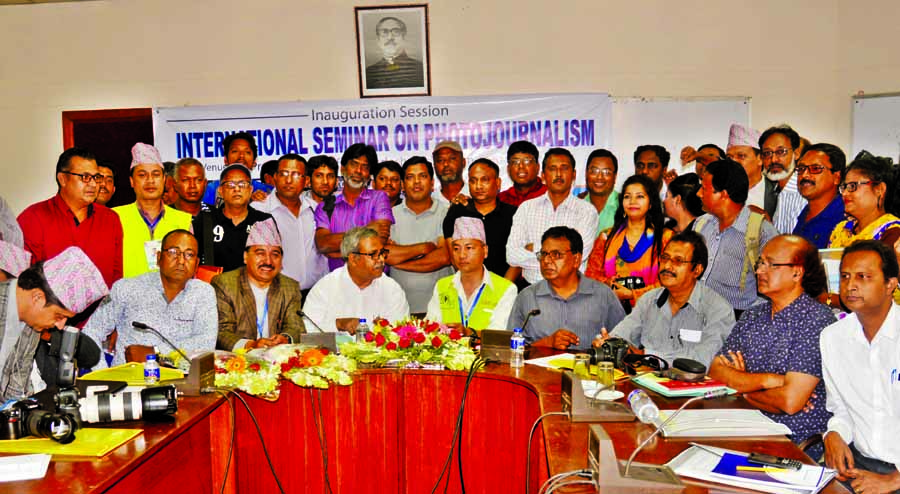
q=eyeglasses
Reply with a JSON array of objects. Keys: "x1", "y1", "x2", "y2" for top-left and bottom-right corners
[
  {"x1": 754, "y1": 258, "x2": 798, "y2": 271},
  {"x1": 659, "y1": 253, "x2": 693, "y2": 267},
  {"x1": 838, "y1": 180, "x2": 877, "y2": 194},
  {"x1": 222, "y1": 180, "x2": 252, "y2": 191},
  {"x1": 761, "y1": 148, "x2": 792, "y2": 160},
  {"x1": 795, "y1": 164, "x2": 832, "y2": 175},
  {"x1": 277, "y1": 171, "x2": 305, "y2": 180},
  {"x1": 61, "y1": 171, "x2": 104, "y2": 184},
  {"x1": 536, "y1": 250, "x2": 571, "y2": 262},
  {"x1": 509, "y1": 158, "x2": 536, "y2": 167},
  {"x1": 587, "y1": 168, "x2": 615, "y2": 177},
  {"x1": 162, "y1": 247, "x2": 197, "y2": 261},
  {"x1": 353, "y1": 249, "x2": 389, "y2": 260},
  {"x1": 377, "y1": 28, "x2": 404, "y2": 37}
]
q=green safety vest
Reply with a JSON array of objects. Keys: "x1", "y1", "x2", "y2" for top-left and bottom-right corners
[{"x1": 436, "y1": 271, "x2": 513, "y2": 330}]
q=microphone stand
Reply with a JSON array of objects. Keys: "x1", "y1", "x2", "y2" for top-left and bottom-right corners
[
  {"x1": 132, "y1": 322, "x2": 191, "y2": 365},
  {"x1": 298, "y1": 310, "x2": 326, "y2": 333},
  {"x1": 624, "y1": 389, "x2": 729, "y2": 476}
]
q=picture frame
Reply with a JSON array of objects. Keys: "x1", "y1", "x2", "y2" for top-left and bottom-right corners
[{"x1": 355, "y1": 4, "x2": 431, "y2": 98}]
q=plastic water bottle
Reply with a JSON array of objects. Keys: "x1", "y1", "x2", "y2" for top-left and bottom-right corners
[
  {"x1": 356, "y1": 318, "x2": 370, "y2": 343},
  {"x1": 144, "y1": 354, "x2": 160, "y2": 385},
  {"x1": 628, "y1": 389, "x2": 659, "y2": 424},
  {"x1": 510, "y1": 328, "x2": 525, "y2": 368}
]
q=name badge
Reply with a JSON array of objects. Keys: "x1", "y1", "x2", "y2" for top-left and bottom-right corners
[
  {"x1": 144, "y1": 240, "x2": 162, "y2": 270},
  {"x1": 679, "y1": 328, "x2": 702, "y2": 343}
]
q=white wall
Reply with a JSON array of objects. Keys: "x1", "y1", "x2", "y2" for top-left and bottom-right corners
[{"x1": 1, "y1": 0, "x2": 899, "y2": 212}]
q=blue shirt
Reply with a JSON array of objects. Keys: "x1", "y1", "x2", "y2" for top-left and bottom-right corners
[
  {"x1": 793, "y1": 195, "x2": 845, "y2": 249},
  {"x1": 719, "y1": 293, "x2": 835, "y2": 452}
]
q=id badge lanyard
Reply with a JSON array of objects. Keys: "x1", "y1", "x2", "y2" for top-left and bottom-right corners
[{"x1": 458, "y1": 284, "x2": 486, "y2": 329}]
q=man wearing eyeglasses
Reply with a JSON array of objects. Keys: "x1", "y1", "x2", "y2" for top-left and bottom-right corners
[
  {"x1": 760, "y1": 125, "x2": 807, "y2": 234},
  {"x1": 304, "y1": 226, "x2": 409, "y2": 333},
  {"x1": 592, "y1": 230, "x2": 734, "y2": 367},
  {"x1": 499, "y1": 141, "x2": 546, "y2": 207},
  {"x1": 113, "y1": 143, "x2": 193, "y2": 279},
  {"x1": 710, "y1": 235, "x2": 835, "y2": 457},
  {"x1": 793, "y1": 144, "x2": 846, "y2": 249},
  {"x1": 581, "y1": 149, "x2": 619, "y2": 235},
  {"x1": 252, "y1": 154, "x2": 328, "y2": 292},
  {"x1": 18, "y1": 147, "x2": 123, "y2": 322},
  {"x1": 212, "y1": 219, "x2": 304, "y2": 351},
  {"x1": 365, "y1": 17, "x2": 424, "y2": 90},
  {"x1": 83, "y1": 229, "x2": 217, "y2": 368},
  {"x1": 193, "y1": 164, "x2": 272, "y2": 273}
]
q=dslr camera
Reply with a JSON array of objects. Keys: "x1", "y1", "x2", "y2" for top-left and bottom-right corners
[{"x1": 589, "y1": 337, "x2": 630, "y2": 369}]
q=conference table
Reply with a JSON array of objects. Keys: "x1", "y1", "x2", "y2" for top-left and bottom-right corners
[{"x1": 2, "y1": 349, "x2": 849, "y2": 494}]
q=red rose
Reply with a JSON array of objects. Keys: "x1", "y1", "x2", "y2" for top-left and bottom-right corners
[
  {"x1": 426, "y1": 322, "x2": 440, "y2": 333},
  {"x1": 399, "y1": 337, "x2": 411, "y2": 348},
  {"x1": 281, "y1": 363, "x2": 291, "y2": 373},
  {"x1": 375, "y1": 333, "x2": 386, "y2": 347},
  {"x1": 365, "y1": 332, "x2": 375, "y2": 342},
  {"x1": 413, "y1": 332, "x2": 426, "y2": 344},
  {"x1": 386, "y1": 341, "x2": 397, "y2": 351},
  {"x1": 449, "y1": 329, "x2": 462, "y2": 341},
  {"x1": 320, "y1": 348, "x2": 330, "y2": 356},
  {"x1": 249, "y1": 363, "x2": 261, "y2": 372},
  {"x1": 431, "y1": 336, "x2": 443, "y2": 348},
  {"x1": 378, "y1": 319, "x2": 390, "y2": 327}
]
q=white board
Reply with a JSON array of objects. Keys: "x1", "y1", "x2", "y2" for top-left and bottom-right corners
[
  {"x1": 851, "y1": 93, "x2": 900, "y2": 161},
  {"x1": 611, "y1": 97, "x2": 750, "y2": 186}
]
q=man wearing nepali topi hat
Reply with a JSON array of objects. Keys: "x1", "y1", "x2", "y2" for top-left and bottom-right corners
[
  {"x1": 425, "y1": 217, "x2": 517, "y2": 332},
  {"x1": 0, "y1": 247, "x2": 108, "y2": 401},
  {"x1": 211, "y1": 219, "x2": 305, "y2": 351},
  {"x1": 725, "y1": 123, "x2": 766, "y2": 213},
  {"x1": 0, "y1": 240, "x2": 31, "y2": 281},
  {"x1": 113, "y1": 143, "x2": 193, "y2": 278}
]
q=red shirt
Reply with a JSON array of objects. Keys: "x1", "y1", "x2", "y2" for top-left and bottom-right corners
[
  {"x1": 18, "y1": 194, "x2": 123, "y2": 288},
  {"x1": 498, "y1": 180, "x2": 548, "y2": 207}
]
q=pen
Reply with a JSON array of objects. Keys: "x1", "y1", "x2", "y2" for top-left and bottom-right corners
[{"x1": 736, "y1": 466, "x2": 787, "y2": 473}]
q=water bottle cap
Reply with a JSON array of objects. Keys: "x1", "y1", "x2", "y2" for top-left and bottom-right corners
[
  {"x1": 513, "y1": 327, "x2": 522, "y2": 333},
  {"x1": 146, "y1": 354, "x2": 157, "y2": 361},
  {"x1": 359, "y1": 318, "x2": 367, "y2": 323}
]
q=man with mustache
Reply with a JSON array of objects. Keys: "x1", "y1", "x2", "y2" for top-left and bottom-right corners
[
  {"x1": 373, "y1": 160, "x2": 403, "y2": 207},
  {"x1": 193, "y1": 163, "x2": 272, "y2": 272},
  {"x1": 95, "y1": 163, "x2": 116, "y2": 206},
  {"x1": 710, "y1": 235, "x2": 834, "y2": 456},
  {"x1": 304, "y1": 155, "x2": 340, "y2": 206},
  {"x1": 113, "y1": 143, "x2": 193, "y2": 278},
  {"x1": 18, "y1": 147, "x2": 123, "y2": 307},
  {"x1": 315, "y1": 143, "x2": 394, "y2": 271},
  {"x1": 305, "y1": 226, "x2": 409, "y2": 333},
  {"x1": 506, "y1": 147, "x2": 597, "y2": 285},
  {"x1": 386, "y1": 156, "x2": 452, "y2": 314},
  {"x1": 725, "y1": 124, "x2": 766, "y2": 212},
  {"x1": 212, "y1": 219, "x2": 304, "y2": 350},
  {"x1": 760, "y1": 125, "x2": 807, "y2": 234},
  {"x1": 83, "y1": 229, "x2": 217, "y2": 367},
  {"x1": 792, "y1": 143, "x2": 846, "y2": 249},
  {"x1": 431, "y1": 141, "x2": 469, "y2": 204},
  {"x1": 634, "y1": 144, "x2": 670, "y2": 200},
  {"x1": 365, "y1": 17, "x2": 424, "y2": 90},
  {"x1": 593, "y1": 230, "x2": 734, "y2": 367},
  {"x1": 202, "y1": 132, "x2": 272, "y2": 205},
  {"x1": 171, "y1": 158, "x2": 209, "y2": 217}
]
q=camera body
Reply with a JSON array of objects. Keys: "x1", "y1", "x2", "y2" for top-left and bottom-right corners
[
  {"x1": 0, "y1": 397, "x2": 78, "y2": 444},
  {"x1": 589, "y1": 337, "x2": 630, "y2": 369}
]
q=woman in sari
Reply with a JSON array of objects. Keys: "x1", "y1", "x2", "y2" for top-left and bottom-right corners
[
  {"x1": 829, "y1": 156, "x2": 900, "y2": 249},
  {"x1": 586, "y1": 174, "x2": 672, "y2": 310}
]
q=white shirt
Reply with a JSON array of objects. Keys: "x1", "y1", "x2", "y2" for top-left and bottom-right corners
[
  {"x1": 432, "y1": 182, "x2": 469, "y2": 205},
  {"x1": 747, "y1": 179, "x2": 765, "y2": 210},
  {"x1": 252, "y1": 192, "x2": 328, "y2": 290},
  {"x1": 773, "y1": 173, "x2": 806, "y2": 234},
  {"x1": 304, "y1": 266, "x2": 410, "y2": 332},
  {"x1": 424, "y1": 267, "x2": 518, "y2": 329},
  {"x1": 506, "y1": 192, "x2": 598, "y2": 284},
  {"x1": 820, "y1": 304, "x2": 900, "y2": 469}
]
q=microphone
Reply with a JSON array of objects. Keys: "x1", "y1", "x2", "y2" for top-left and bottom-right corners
[
  {"x1": 623, "y1": 388, "x2": 727, "y2": 476},
  {"x1": 520, "y1": 309, "x2": 540, "y2": 334},
  {"x1": 298, "y1": 310, "x2": 326, "y2": 333},
  {"x1": 132, "y1": 322, "x2": 190, "y2": 365}
]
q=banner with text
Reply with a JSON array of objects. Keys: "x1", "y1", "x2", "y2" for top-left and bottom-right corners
[{"x1": 153, "y1": 93, "x2": 611, "y2": 188}]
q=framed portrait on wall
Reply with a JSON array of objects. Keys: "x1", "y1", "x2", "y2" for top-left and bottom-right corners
[{"x1": 355, "y1": 4, "x2": 431, "y2": 98}]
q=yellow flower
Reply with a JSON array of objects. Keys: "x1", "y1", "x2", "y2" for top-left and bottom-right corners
[{"x1": 226, "y1": 355, "x2": 247, "y2": 373}]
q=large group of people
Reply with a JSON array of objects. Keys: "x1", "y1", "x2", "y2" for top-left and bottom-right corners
[{"x1": 0, "y1": 122, "x2": 898, "y2": 493}]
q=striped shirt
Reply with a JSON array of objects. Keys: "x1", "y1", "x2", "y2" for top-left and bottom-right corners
[
  {"x1": 772, "y1": 174, "x2": 806, "y2": 234},
  {"x1": 696, "y1": 207, "x2": 778, "y2": 311},
  {"x1": 506, "y1": 192, "x2": 598, "y2": 284}
]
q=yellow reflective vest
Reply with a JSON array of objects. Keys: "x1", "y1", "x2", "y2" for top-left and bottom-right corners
[{"x1": 436, "y1": 271, "x2": 513, "y2": 330}]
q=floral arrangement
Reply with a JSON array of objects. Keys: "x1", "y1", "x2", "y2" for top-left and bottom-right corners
[
  {"x1": 338, "y1": 317, "x2": 477, "y2": 371},
  {"x1": 214, "y1": 344, "x2": 357, "y2": 399}
]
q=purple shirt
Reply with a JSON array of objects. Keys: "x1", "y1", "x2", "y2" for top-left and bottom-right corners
[
  {"x1": 719, "y1": 293, "x2": 834, "y2": 453},
  {"x1": 314, "y1": 188, "x2": 394, "y2": 270}
]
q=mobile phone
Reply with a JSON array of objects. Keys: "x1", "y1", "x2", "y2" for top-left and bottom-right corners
[{"x1": 747, "y1": 453, "x2": 802, "y2": 470}]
